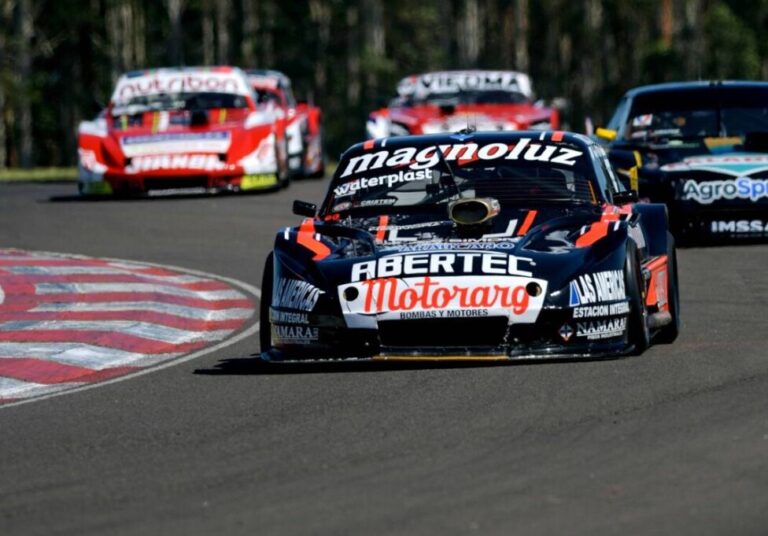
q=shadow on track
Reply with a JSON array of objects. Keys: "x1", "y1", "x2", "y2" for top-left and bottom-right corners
[{"x1": 193, "y1": 354, "x2": 599, "y2": 376}]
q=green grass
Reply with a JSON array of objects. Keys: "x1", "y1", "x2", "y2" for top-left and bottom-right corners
[{"x1": 0, "y1": 167, "x2": 78, "y2": 182}]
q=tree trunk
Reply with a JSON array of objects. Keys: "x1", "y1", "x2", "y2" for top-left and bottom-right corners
[
  {"x1": 133, "y1": 0, "x2": 146, "y2": 68},
  {"x1": 514, "y1": 0, "x2": 529, "y2": 73},
  {"x1": 362, "y1": 0, "x2": 385, "y2": 104},
  {"x1": 579, "y1": 0, "x2": 602, "y2": 109},
  {"x1": 309, "y1": 0, "x2": 331, "y2": 100},
  {"x1": 165, "y1": 0, "x2": 185, "y2": 65},
  {"x1": 346, "y1": 5, "x2": 360, "y2": 135},
  {"x1": 202, "y1": 0, "x2": 214, "y2": 65},
  {"x1": 0, "y1": 0, "x2": 11, "y2": 168},
  {"x1": 457, "y1": 0, "x2": 481, "y2": 67},
  {"x1": 660, "y1": 0, "x2": 674, "y2": 47},
  {"x1": 240, "y1": 0, "x2": 259, "y2": 67},
  {"x1": 261, "y1": 0, "x2": 275, "y2": 66},
  {"x1": 17, "y1": 0, "x2": 33, "y2": 168},
  {"x1": 215, "y1": 0, "x2": 231, "y2": 64},
  {"x1": 106, "y1": 1, "x2": 122, "y2": 81},
  {"x1": 683, "y1": 0, "x2": 703, "y2": 79}
]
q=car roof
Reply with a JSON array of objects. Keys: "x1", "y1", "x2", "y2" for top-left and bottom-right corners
[
  {"x1": 244, "y1": 69, "x2": 291, "y2": 87},
  {"x1": 622, "y1": 80, "x2": 768, "y2": 98},
  {"x1": 121, "y1": 66, "x2": 241, "y2": 78},
  {"x1": 111, "y1": 66, "x2": 253, "y2": 103}
]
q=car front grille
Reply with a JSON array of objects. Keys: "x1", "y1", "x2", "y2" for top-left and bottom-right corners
[
  {"x1": 143, "y1": 176, "x2": 210, "y2": 190},
  {"x1": 378, "y1": 317, "x2": 509, "y2": 348}
]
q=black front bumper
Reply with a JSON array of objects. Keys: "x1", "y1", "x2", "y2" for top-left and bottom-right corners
[{"x1": 266, "y1": 307, "x2": 632, "y2": 362}]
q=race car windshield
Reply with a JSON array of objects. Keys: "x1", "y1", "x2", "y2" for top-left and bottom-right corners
[
  {"x1": 326, "y1": 148, "x2": 597, "y2": 214},
  {"x1": 408, "y1": 89, "x2": 529, "y2": 106},
  {"x1": 254, "y1": 89, "x2": 282, "y2": 107},
  {"x1": 624, "y1": 87, "x2": 768, "y2": 141},
  {"x1": 112, "y1": 92, "x2": 248, "y2": 115}
]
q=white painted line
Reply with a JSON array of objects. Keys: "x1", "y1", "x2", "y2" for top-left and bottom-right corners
[
  {"x1": 0, "y1": 342, "x2": 179, "y2": 369},
  {"x1": 6, "y1": 266, "x2": 209, "y2": 284},
  {"x1": 32, "y1": 302, "x2": 254, "y2": 320},
  {"x1": 0, "y1": 377, "x2": 82, "y2": 398},
  {"x1": 35, "y1": 282, "x2": 246, "y2": 301},
  {"x1": 0, "y1": 320, "x2": 233, "y2": 344}
]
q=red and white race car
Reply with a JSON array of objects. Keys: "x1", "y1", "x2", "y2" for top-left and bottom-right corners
[
  {"x1": 78, "y1": 66, "x2": 291, "y2": 196},
  {"x1": 366, "y1": 70, "x2": 559, "y2": 138},
  {"x1": 246, "y1": 69, "x2": 325, "y2": 178}
]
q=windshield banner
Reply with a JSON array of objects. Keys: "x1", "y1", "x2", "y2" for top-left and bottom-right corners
[
  {"x1": 339, "y1": 139, "x2": 583, "y2": 179},
  {"x1": 112, "y1": 71, "x2": 251, "y2": 103},
  {"x1": 397, "y1": 71, "x2": 532, "y2": 98}
]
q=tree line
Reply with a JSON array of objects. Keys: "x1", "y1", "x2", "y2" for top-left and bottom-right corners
[{"x1": 1, "y1": 0, "x2": 767, "y2": 168}]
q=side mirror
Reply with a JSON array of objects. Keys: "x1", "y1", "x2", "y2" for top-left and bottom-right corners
[
  {"x1": 595, "y1": 127, "x2": 618, "y2": 142},
  {"x1": 292, "y1": 200, "x2": 317, "y2": 217},
  {"x1": 613, "y1": 190, "x2": 638, "y2": 205}
]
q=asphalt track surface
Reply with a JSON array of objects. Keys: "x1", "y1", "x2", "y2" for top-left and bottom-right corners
[{"x1": 1, "y1": 181, "x2": 767, "y2": 536}]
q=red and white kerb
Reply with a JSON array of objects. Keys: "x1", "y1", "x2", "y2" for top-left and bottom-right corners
[{"x1": 0, "y1": 249, "x2": 255, "y2": 404}]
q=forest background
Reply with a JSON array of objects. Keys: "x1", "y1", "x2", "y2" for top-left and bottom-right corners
[{"x1": 0, "y1": 0, "x2": 765, "y2": 168}]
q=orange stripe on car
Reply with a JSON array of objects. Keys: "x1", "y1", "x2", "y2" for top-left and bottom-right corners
[
  {"x1": 363, "y1": 139, "x2": 375, "y2": 150},
  {"x1": 297, "y1": 218, "x2": 331, "y2": 260},
  {"x1": 644, "y1": 255, "x2": 669, "y2": 311},
  {"x1": 375, "y1": 215, "x2": 389, "y2": 242},
  {"x1": 551, "y1": 130, "x2": 565, "y2": 142},
  {"x1": 575, "y1": 205, "x2": 631, "y2": 247},
  {"x1": 575, "y1": 221, "x2": 610, "y2": 247},
  {"x1": 516, "y1": 210, "x2": 538, "y2": 236}
]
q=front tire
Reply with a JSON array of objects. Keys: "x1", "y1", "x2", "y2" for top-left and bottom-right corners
[
  {"x1": 259, "y1": 253, "x2": 274, "y2": 355},
  {"x1": 626, "y1": 241, "x2": 650, "y2": 354}
]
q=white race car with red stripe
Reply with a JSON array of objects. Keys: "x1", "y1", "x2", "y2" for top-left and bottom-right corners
[
  {"x1": 246, "y1": 69, "x2": 325, "y2": 179},
  {"x1": 77, "y1": 66, "x2": 291, "y2": 196},
  {"x1": 260, "y1": 131, "x2": 679, "y2": 361}
]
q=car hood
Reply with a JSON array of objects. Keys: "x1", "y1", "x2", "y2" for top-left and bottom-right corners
[
  {"x1": 387, "y1": 104, "x2": 552, "y2": 132},
  {"x1": 311, "y1": 204, "x2": 617, "y2": 290}
]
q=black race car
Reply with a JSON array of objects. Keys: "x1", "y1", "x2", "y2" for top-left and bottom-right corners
[
  {"x1": 597, "y1": 81, "x2": 768, "y2": 242},
  {"x1": 260, "y1": 131, "x2": 679, "y2": 361}
]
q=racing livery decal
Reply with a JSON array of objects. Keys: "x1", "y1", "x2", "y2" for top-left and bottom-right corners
[
  {"x1": 339, "y1": 275, "x2": 547, "y2": 322},
  {"x1": 710, "y1": 220, "x2": 768, "y2": 234},
  {"x1": 340, "y1": 140, "x2": 583, "y2": 178},
  {"x1": 350, "y1": 252, "x2": 535, "y2": 281},
  {"x1": 273, "y1": 279, "x2": 324, "y2": 311},
  {"x1": 569, "y1": 270, "x2": 626, "y2": 306},
  {"x1": 576, "y1": 317, "x2": 627, "y2": 340},
  {"x1": 681, "y1": 177, "x2": 768, "y2": 204}
]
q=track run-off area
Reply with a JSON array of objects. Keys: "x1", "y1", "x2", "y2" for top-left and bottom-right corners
[{"x1": 0, "y1": 181, "x2": 767, "y2": 535}]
